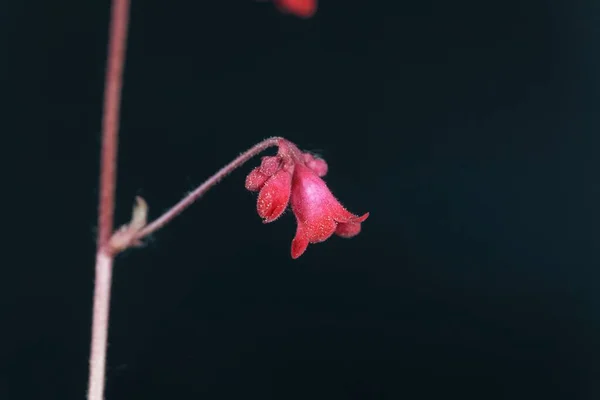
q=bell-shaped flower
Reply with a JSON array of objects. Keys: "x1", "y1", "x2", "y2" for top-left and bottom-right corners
[
  {"x1": 245, "y1": 140, "x2": 368, "y2": 258},
  {"x1": 289, "y1": 163, "x2": 368, "y2": 258}
]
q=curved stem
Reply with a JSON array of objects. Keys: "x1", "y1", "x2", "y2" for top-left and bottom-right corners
[{"x1": 135, "y1": 136, "x2": 282, "y2": 240}]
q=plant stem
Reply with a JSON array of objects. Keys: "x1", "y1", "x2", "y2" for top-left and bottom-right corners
[
  {"x1": 97, "y1": 0, "x2": 130, "y2": 248},
  {"x1": 89, "y1": 0, "x2": 130, "y2": 399},
  {"x1": 87, "y1": 251, "x2": 114, "y2": 400},
  {"x1": 135, "y1": 136, "x2": 282, "y2": 240},
  {"x1": 90, "y1": 1, "x2": 282, "y2": 398}
]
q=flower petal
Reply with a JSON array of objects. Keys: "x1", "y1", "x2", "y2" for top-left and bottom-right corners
[
  {"x1": 335, "y1": 221, "x2": 362, "y2": 238},
  {"x1": 303, "y1": 153, "x2": 328, "y2": 177},
  {"x1": 290, "y1": 164, "x2": 355, "y2": 240},
  {"x1": 245, "y1": 167, "x2": 269, "y2": 191},
  {"x1": 335, "y1": 212, "x2": 369, "y2": 238},
  {"x1": 259, "y1": 156, "x2": 281, "y2": 176},
  {"x1": 273, "y1": 0, "x2": 317, "y2": 18},
  {"x1": 291, "y1": 222, "x2": 309, "y2": 259},
  {"x1": 330, "y1": 204, "x2": 369, "y2": 224},
  {"x1": 303, "y1": 215, "x2": 337, "y2": 243},
  {"x1": 257, "y1": 169, "x2": 292, "y2": 223}
]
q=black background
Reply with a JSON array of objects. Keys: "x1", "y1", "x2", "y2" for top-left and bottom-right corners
[{"x1": 3, "y1": 0, "x2": 600, "y2": 399}]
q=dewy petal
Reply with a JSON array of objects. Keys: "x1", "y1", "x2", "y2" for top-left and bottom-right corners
[
  {"x1": 335, "y1": 213, "x2": 369, "y2": 238},
  {"x1": 257, "y1": 169, "x2": 292, "y2": 223},
  {"x1": 245, "y1": 138, "x2": 367, "y2": 259},
  {"x1": 303, "y1": 215, "x2": 337, "y2": 243},
  {"x1": 290, "y1": 163, "x2": 336, "y2": 226},
  {"x1": 245, "y1": 167, "x2": 269, "y2": 191},
  {"x1": 259, "y1": 156, "x2": 281, "y2": 176},
  {"x1": 289, "y1": 163, "x2": 369, "y2": 256},
  {"x1": 291, "y1": 163, "x2": 361, "y2": 227},
  {"x1": 303, "y1": 153, "x2": 328, "y2": 177},
  {"x1": 332, "y1": 209, "x2": 369, "y2": 224},
  {"x1": 291, "y1": 221, "x2": 309, "y2": 259},
  {"x1": 290, "y1": 164, "x2": 347, "y2": 241}
]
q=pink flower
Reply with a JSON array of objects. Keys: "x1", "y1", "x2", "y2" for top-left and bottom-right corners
[
  {"x1": 246, "y1": 139, "x2": 369, "y2": 259},
  {"x1": 272, "y1": 0, "x2": 317, "y2": 18}
]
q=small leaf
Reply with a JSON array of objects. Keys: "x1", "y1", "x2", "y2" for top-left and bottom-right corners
[
  {"x1": 130, "y1": 196, "x2": 148, "y2": 231},
  {"x1": 109, "y1": 196, "x2": 149, "y2": 254}
]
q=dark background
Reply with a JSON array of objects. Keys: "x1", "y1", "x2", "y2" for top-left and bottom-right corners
[{"x1": 3, "y1": 0, "x2": 600, "y2": 399}]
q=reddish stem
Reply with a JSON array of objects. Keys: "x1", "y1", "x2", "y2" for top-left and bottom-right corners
[
  {"x1": 97, "y1": 0, "x2": 129, "y2": 248},
  {"x1": 89, "y1": 0, "x2": 130, "y2": 399},
  {"x1": 90, "y1": 1, "x2": 283, "y2": 399},
  {"x1": 135, "y1": 137, "x2": 282, "y2": 240}
]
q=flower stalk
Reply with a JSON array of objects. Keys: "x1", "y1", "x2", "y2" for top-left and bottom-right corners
[
  {"x1": 89, "y1": 1, "x2": 364, "y2": 399},
  {"x1": 89, "y1": 0, "x2": 130, "y2": 398}
]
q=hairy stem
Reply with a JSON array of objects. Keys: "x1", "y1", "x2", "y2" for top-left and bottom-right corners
[
  {"x1": 90, "y1": 1, "x2": 283, "y2": 399},
  {"x1": 135, "y1": 136, "x2": 282, "y2": 240},
  {"x1": 89, "y1": 0, "x2": 130, "y2": 399}
]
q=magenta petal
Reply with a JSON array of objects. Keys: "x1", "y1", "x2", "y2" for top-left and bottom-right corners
[
  {"x1": 291, "y1": 222, "x2": 309, "y2": 259},
  {"x1": 273, "y1": 0, "x2": 317, "y2": 18},
  {"x1": 245, "y1": 138, "x2": 368, "y2": 259},
  {"x1": 259, "y1": 156, "x2": 281, "y2": 176},
  {"x1": 305, "y1": 156, "x2": 328, "y2": 177},
  {"x1": 330, "y1": 204, "x2": 369, "y2": 224},
  {"x1": 257, "y1": 169, "x2": 292, "y2": 223},
  {"x1": 291, "y1": 164, "x2": 352, "y2": 239},
  {"x1": 305, "y1": 216, "x2": 338, "y2": 243},
  {"x1": 336, "y1": 212, "x2": 368, "y2": 238},
  {"x1": 335, "y1": 221, "x2": 362, "y2": 238},
  {"x1": 245, "y1": 167, "x2": 269, "y2": 191}
]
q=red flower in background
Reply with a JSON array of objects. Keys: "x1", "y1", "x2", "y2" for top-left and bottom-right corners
[
  {"x1": 246, "y1": 139, "x2": 369, "y2": 259},
  {"x1": 273, "y1": 0, "x2": 317, "y2": 18}
]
